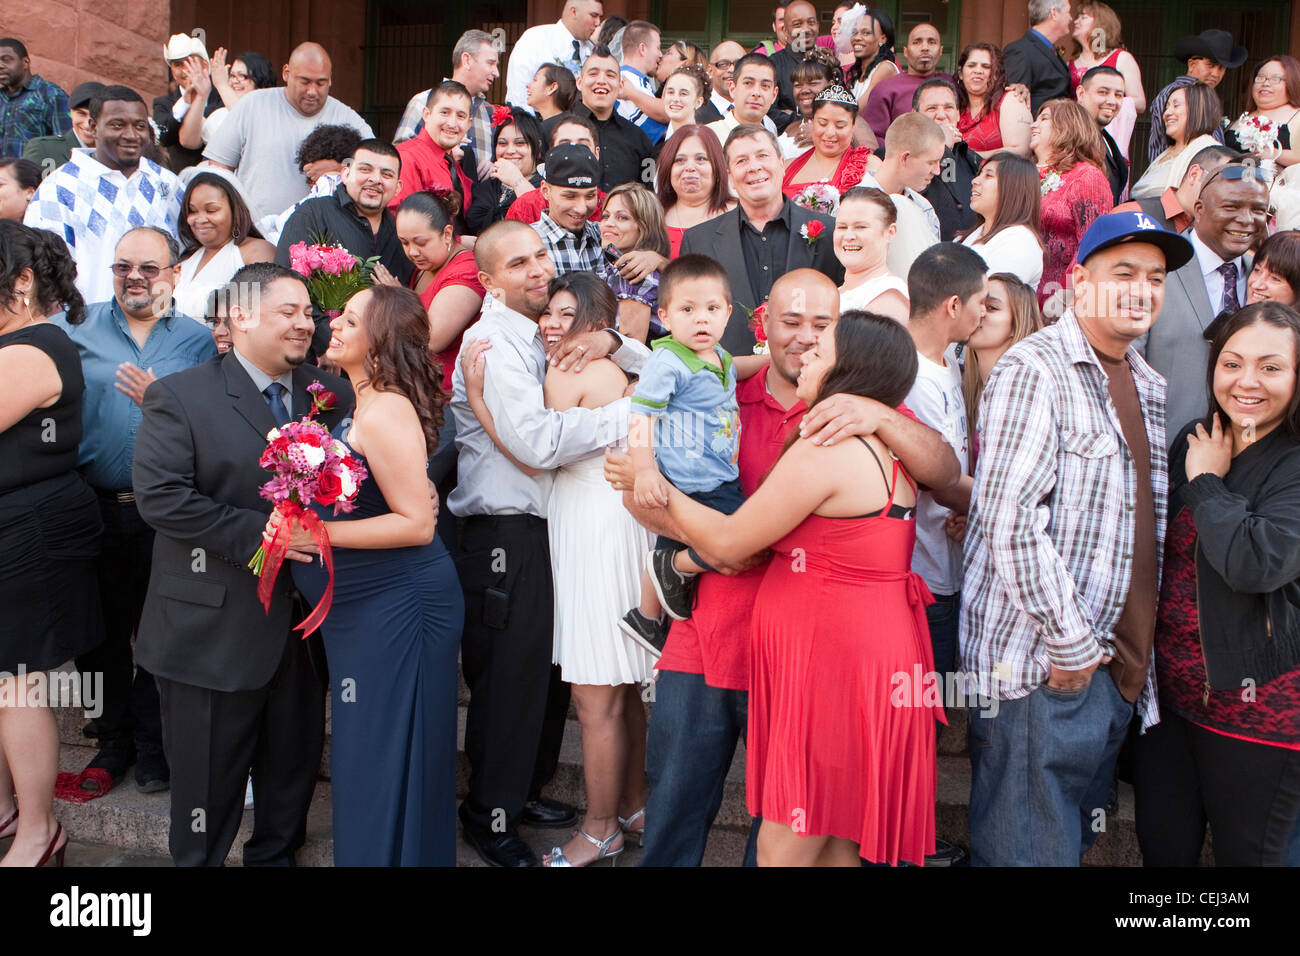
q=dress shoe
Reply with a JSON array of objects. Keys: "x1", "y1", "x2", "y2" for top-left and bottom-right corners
[
  {"x1": 521, "y1": 797, "x2": 578, "y2": 829},
  {"x1": 459, "y1": 818, "x2": 540, "y2": 867},
  {"x1": 82, "y1": 739, "x2": 135, "y2": 793},
  {"x1": 134, "y1": 746, "x2": 170, "y2": 793}
]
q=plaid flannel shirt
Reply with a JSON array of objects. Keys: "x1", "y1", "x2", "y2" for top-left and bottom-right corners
[
  {"x1": 959, "y1": 309, "x2": 1167, "y2": 729},
  {"x1": 532, "y1": 213, "x2": 606, "y2": 278},
  {"x1": 0, "y1": 74, "x2": 71, "y2": 158}
]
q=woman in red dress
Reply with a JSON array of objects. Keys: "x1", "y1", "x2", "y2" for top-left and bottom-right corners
[
  {"x1": 661, "y1": 311, "x2": 943, "y2": 866},
  {"x1": 782, "y1": 86, "x2": 873, "y2": 206},
  {"x1": 379, "y1": 190, "x2": 485, "y2": 392}
]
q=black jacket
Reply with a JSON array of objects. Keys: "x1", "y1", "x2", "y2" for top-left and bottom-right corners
[
  {"x1": 133, "y1": 354, "x2": 353, "y2": 691},
  {"x1": 1168, "y1": 422, "x2": 1300, "y2": 690},
  {"x1": 1003, "y1": 31, "x2": 1072, "y2": 116},
  {"x1": 152, "y1": 87, "x2": 224, "y2": 173},
  {"x1": 1101, "y1": 127, "x2": 1129, "y2": 206}
]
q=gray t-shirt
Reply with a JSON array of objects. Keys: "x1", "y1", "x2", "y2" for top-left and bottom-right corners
[{"x1": 203, "y1": 89, "x2": 373, "y2": 220}]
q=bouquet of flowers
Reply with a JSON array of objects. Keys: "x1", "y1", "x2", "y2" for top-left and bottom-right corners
[
  {"x1": 287, "y1": 234, "x2": 380, "y2": 315},
  {"x1": 248, "y1": 382, "x2": 368, "y2": 637},
  {"x1": 1233, "y1": 112, "x2": 1280, "y2": 156},
  {"x1": 791, "y1": 183, "x2": 840, "y2": 216}
]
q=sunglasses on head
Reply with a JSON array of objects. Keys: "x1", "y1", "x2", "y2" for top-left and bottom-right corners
[{"x1": 1198, "y1": 161, "x2": 1267, "y2": 191}]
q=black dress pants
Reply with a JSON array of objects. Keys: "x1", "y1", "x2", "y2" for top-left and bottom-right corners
[
  {"x1": 1134, "y1": 710, "x2": 1300, "y2": 866},
  {"x1": 455, "y1": 515, "x2": 569, "y2": 833},
  {"x1": 75, "y1": 492, "x2": 162, "y2": 750},
  {"x1": 155, "y1": 631, "x2": 325, "y2": 866}
]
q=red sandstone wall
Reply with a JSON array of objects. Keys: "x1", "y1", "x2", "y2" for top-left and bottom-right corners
[{"x1": 3, "y1": 0, "x2": 172, "y2": 103}]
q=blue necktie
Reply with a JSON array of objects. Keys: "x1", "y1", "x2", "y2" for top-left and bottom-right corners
[{"x1": 264, "y1": 382, "x2": 290, "y2": 425}]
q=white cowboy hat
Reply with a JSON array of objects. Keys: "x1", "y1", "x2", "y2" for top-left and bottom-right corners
[{"x1": 162, "y1": 33, "x2": 209, "y2": 63}]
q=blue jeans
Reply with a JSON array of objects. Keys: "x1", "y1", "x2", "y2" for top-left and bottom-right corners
[
  {"x1": 641, "y1": 670, "x2": 758, "y2": 866},
  {"x1": 967, "y1": 669, "x2": 1133, "y2": 866},
  {"x1": 654, "y1": 479, "x2": 745, "y2": 572}
]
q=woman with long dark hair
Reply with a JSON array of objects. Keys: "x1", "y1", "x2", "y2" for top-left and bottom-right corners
[
  {"x1": 657, "y1": 311, "x2": 942, "y2": 866},
  {"x1": 178, "y1": 49, "x2": 276, "y2": 150},
  {"x1": 1135, "y1": 301, "x2": 1300, "y2": 865},
  {"x1": 466, "y1": 107, "x2": 545, "y2": 235},
  {"x1": 0, "y1": 222, "x2": 101, "y2": 866},
  {"x1": 527, "y1": 63, "x2": 579, "y2": 122},
  {"x1": 846, "y1": 8, "x2": 898, "y2": 109},
  {"x1": 274, "y1": 283, "x2": 463, "y2": 866},
  {"x1": 959, "y1": 152, "x2": 1045, "y2": 288},
  {"x1": 656, "y1": 125, "x2": 733, "y2": 257},
  {"x1": 955, "y1": 43, "x2": 1031, "y2": 157},
  {"x1": 1132, "y1": 82, "x2": 1223, "y2": 199},
  {"x1": 173, "y1": 171, "x2": 275, "y2": 320}
]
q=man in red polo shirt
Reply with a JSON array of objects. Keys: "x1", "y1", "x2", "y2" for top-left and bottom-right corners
[
  {"x1": 391, "y1": 80, "x2": 475, "y2": 226},
  {"x1": 608, "y1": 269, "x2": 961, "y2": 865}
]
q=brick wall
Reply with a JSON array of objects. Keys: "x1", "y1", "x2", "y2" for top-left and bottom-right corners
[{"x1": 3, "y1": 0, "x2": 172, "y2": 103}]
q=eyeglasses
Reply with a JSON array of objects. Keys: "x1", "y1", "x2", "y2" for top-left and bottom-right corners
[
  {"x1": 229, "y1": 70, "x2": 250, "y2": 82},
  {"x1": 111, "y1": 262, "x2": 162, "y2": 279},
  {"x1": 711, "y1": 59, "x2": 735, "y2": 71},
  {"x1": 1197, "y1": 161, "x2": 1269, "y2": 192},
  {"x1": 1254, "y1": 74, "x2": 1287, "y2": 87}
]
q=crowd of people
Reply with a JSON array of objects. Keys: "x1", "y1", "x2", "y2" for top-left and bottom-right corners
[{"x1": 1, "y1": 0, "x2": 1299, "y2": 869}]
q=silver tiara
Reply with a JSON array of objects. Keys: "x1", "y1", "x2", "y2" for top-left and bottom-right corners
[{"x1": 813, "y1": 85, "x2": 858, "y2": 108}]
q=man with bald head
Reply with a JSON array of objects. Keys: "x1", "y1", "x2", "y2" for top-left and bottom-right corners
[
  {"x1": 608, "y1": 268, "x2": 961, "y2": 865},
  {"x1": 449, "y1": 219, "x2": 651, "y2": 867},
  {"x1": 204, "y1": 42, "x2": 373, "y2": 220},
  {"x1": 697, "y1": 40, "x2": 750, "y2": 125}
]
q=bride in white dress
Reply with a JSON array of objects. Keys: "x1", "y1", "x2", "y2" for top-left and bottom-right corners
[{"x1": 462, "y1": 272, "x2": 654, "y2": 866}]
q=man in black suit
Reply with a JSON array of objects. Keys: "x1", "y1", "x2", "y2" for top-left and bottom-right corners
[
  {"x1": 1076, "y1": 66, "x2": 1128, "y2": 205},
  {"x1": 910, "y1": 78, "x2": 980, "y2": 240},
  {"x1": 132, "y1": 262, "x2": 352, "y2": 866},
  {"x1": 696, "y1": 40, "x2": 747, "y2": 126},
  {"x1": 1003, "y1": 0, "x2": 1074, "y2": 116},
  {"x1": 681, "y1": 124, "x2": 842, "y2": 354}
]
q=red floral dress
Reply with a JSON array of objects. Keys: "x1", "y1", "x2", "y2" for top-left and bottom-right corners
[{"x1": 1037, "y1": 161, "x2": 1114, "y2": 305}]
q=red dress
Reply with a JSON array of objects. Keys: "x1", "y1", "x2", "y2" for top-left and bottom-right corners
[
  {"x1": 781, "y1": 146, "x2": 873, "y2": 200},
  {"x1": 411, "y1": 248, "x2": 485, "y2": 393},
  {"x1": 1037, "y1": 162, "x2": 1113, "y2": 305},
  {"x1": 958, "y1": 98, "x2": 1003, "y2": 154},
  {"x1": 746, "y1": 451, "x2": 944, "y2": 865}
]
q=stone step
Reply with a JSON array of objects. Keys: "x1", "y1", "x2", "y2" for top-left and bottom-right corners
[{"x1": 49, "y1": 699, "x2": 1150, "y2": 866}]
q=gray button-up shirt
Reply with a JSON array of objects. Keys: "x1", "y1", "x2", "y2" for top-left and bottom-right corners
[{"x1": 448, "y1": 296, "x2": 647, "y2": 518}]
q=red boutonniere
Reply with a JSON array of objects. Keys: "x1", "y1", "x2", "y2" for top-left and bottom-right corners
[
  {"x1": 306, "y1": 381, "x2": 338, "y2": 417},
  {"x1": 746, "y1": 301, "x2": 769, "y2": 354},
  {"x1": 800, "y1": 220, "x2": 825, "y2": 245},
  {"x1": 491, "y1": 105, "x2": 513, "y2": 127}
]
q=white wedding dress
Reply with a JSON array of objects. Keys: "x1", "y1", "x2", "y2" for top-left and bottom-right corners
[{"x1": 548, "y1": 451, "x2": 656, "y2": 686}]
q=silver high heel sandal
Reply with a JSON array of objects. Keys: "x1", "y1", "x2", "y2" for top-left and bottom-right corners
[
  {"x1": 543, "y1": 827, "x2": 624, "y2": 867},
  {"x1": 618, "y1": 808, "x2": 646, "y2": 848}
]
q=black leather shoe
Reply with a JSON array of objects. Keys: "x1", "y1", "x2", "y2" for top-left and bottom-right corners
[
  {"x1": 521, "y1": 797, "x2": 578, "y2": 829},
  {"x1": 460, "y1": 821, "x2": 539, "y2": 867},
  {"x1": 134, "y1": 747, "x2": 170, "y2": 793},
  {"x1": 81, "y1": 739, "x2": 135, "y2": 793}
]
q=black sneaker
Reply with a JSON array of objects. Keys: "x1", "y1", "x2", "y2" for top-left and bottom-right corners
[
  {"x1": 620, "y1": 609, "x2": 668, "y2": 658},
  {"x1": 647, "y1": 549, "x2": 697, "y2": 621},
  {"x1": 924, "y1": 839, "x2": 968, "y2": 867}
]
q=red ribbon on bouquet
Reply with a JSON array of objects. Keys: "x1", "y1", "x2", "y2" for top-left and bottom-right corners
[{"x1": 255, "y1": 502, "x2": 336, "y2": 639}]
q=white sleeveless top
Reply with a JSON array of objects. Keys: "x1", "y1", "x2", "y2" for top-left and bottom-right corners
[
  {"x1": 839, "y1": 273, "x2": 909, "y2": 313},
  {"x1": 173, "y1": 241, "x2": 246, "y2": 322}
]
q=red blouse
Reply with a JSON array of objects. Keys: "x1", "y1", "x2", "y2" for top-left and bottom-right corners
[
  {"x1": 1037, "y1": 161, "x2": 1114, "y2": 305},
  {"x1": 411, "y1": 247, "x2": 485, "y2": 393},
  {"x1": 781, "y1": 146, "x2": 873, "y2": 200},
  {"x1": 959, "y1": 99, "x2": 1003, "y2": 154}
]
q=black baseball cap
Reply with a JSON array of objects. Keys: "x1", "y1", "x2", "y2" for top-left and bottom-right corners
[
  {"x1": 543, "y1": 144, "x2": 600, "y2": 189},
  {"x1": 69, "y1": 82, "x2": 107, "y2": 110}
]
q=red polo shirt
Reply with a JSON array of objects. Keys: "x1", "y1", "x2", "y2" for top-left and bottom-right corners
[
  {"x1": 391, "y1": 132, "x2": 473, "y2": 214},
  {"x1": 658, "y1": 372, "x2": 920, "y2": 689},
  {"x1": 505, "y1": 187, "x2": 605, "y2": 225}
]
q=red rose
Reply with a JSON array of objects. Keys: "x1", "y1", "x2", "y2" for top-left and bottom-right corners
[
  {"x1": 491, "y1": 104, "x2": 513, "y2": 127},
  {"x1": 298, "y1": 430, "x2": 323, "y2": 447},
  {"x1": 316, "y1": 390, "x2": 337, "y2": 411},
  {"x1": 315, "y1": 470, "x2": 343, "y2": 505},
  {"x1": 805, "y1": 220, "x2": 825, "y2": 239},
  {"x1": 749, "y1": 302, "x2": 768, "y2": 343}
]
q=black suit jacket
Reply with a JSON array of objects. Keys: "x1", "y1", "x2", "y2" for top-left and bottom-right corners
[
  {"x1": 152, "y1": 87, "x2": 225, "y2": 173},
  {"x1": 132, "y1": 353, "x2": 353, "y2": 691},
  {"x1": 695, "y1": 99, "x2": 724, "y2": 126},
  {"x1": 680, "y1": 203, "x2": 843, "y2": 355},
  {"x1": 1003, "y1": 32, "x2": 1072, "y2": 116},
  {"x1": 1101, "y1": 128, "x2": 1129, "y2": 206}
]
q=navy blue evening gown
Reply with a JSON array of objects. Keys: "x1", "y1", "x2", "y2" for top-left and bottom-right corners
[{"x1": 293, "y1": 426, "x2": 463, "y2": 866}]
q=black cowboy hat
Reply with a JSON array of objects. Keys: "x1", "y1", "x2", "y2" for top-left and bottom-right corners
[{"x1": 1173, "y1": 30, "x2": 1248, "y2": 70}]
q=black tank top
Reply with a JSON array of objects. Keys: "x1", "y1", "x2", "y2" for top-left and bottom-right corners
[{"x1": 0, "y1": 322, "x2": 84, "y2": 494}]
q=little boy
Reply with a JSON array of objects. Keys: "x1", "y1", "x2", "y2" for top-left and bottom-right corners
[{"x1": 621, "y1": 255, "x2": 744, "y2": 656}]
